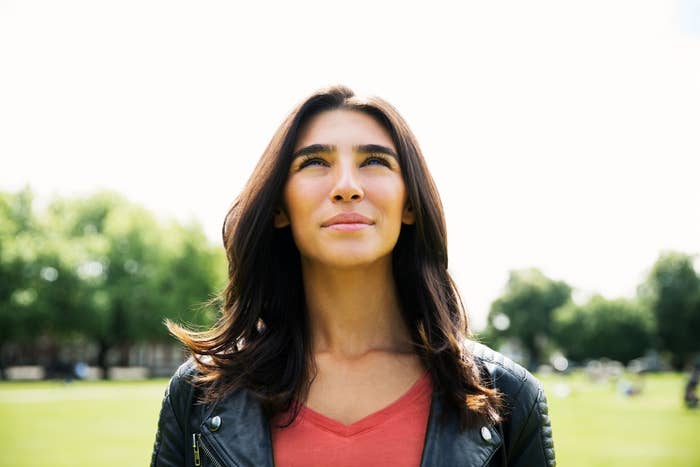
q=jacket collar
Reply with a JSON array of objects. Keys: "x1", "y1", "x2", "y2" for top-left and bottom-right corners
[
  {"x1": 198, "y1": 388, "x2": 501, "y2": 467},
  {"x1": 420, "y1": 391, "x2": 502, "y2": 466}
]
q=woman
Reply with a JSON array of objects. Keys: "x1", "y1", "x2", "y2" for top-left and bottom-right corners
[{"x1": 151, "y1": 85, "x2": 555, "y2": 467}]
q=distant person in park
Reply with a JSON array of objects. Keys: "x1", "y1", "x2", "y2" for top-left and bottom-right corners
[
  {"x1": 685, "y1": 364, "x2": 699, "y2": 409},
  {"x1": 151, "y1": 85, "x2": 556, "y2": 466}
]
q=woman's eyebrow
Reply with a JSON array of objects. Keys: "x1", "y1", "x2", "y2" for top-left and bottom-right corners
[
  {"x1": 354, "y1": 144, "x2": 398, "y2": 159},
  {"x1": 291, "y1": 144, "x2": 398, "y2": 159},
  {"x1": 291, "y1": 144, "x2": 333, "y2": 159}
]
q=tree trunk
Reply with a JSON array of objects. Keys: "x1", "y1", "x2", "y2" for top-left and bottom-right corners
[
  {"x1": 97, "y1": 340, "x2": 110, "y2": 379},
  {"x1": 0, "y1": 341, "x2": 5, "y2": 380},
  {"x1": 525, "y1": 337, "x2": 540, "y2": 371},
  {"x1": 118, "y1": 342, "x2": 130, "y2": 367}
]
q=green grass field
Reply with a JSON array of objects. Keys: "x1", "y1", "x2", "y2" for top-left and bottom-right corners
[{"x1": 0, "y1": 372, "x2": 698, "y2": 466}]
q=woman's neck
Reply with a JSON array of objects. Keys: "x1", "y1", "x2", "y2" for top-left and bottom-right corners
[{"x1": 300, "y1": 256, "x2": 413, "y2": 359}]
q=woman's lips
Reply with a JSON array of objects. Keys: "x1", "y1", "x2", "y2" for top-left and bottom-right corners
[
  {"x1": 324, "y1": 222, "x2": 371, "y2": 232},
  {"x1": 321, "y1": 212, "x2": 373, "y2": 231}
]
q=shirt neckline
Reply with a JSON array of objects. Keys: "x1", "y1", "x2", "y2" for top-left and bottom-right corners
[{"x1": 299, "y1": 370, "x2": 432, "y2": 437}]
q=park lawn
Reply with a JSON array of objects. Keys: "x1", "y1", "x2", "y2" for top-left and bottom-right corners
[
  {"x1": 0, "y1": 379, "x2": 167, "y2": 466},
  {"x1": 0, "y1": 372, "x2": 698, "y2": 466},
  {"x1": 540, "y1": 371, "x2": 700, "y2": 467}
]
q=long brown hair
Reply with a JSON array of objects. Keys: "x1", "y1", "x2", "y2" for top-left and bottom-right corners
[{"x1": 168, "y1": 85, "x2": 502, "y2": 429}]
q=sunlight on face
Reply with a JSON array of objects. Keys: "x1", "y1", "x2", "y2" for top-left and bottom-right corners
[{"x1": 275, "y1": 109, "x2": 414, "y2": 269}]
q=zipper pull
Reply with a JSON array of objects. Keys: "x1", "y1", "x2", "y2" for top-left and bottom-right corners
[{"x1": 192, "y1": 433, "x2": 201, "y2": 466}]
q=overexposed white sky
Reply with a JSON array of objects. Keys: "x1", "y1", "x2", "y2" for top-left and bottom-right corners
[{"x1": 2, "y1": 0, "x2": 699, "y2": 330}]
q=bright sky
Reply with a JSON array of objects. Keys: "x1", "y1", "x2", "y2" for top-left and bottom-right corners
[{"x1": 2, "y1": 1, "x2": 699, "y2": 330}]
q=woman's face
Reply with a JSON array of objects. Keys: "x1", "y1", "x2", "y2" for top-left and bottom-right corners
[{"x1": 275, "y1": 109, "x2": 414, "y2": 268}]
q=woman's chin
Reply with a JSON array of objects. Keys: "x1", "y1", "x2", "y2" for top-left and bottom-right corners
[{"x1": 305, "y1": 250, "x2": 393, "y2": 270}]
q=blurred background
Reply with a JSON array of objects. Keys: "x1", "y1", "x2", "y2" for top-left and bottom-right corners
[{"x1": 1, "y1": 0, "x2": 699, "y2": 465}]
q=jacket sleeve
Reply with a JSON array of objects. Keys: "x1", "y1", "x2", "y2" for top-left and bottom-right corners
[
  {"x1": 151, "y1": 360, "x2": 196, "y2": 467},
  {"x1": 505, "y1": 372, "x2": 556, "y2": 467}
]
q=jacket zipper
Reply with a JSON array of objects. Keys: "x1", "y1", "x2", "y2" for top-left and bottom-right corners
[{"x1": 193, "y1": 433, "x2": 224, "y2": 467}]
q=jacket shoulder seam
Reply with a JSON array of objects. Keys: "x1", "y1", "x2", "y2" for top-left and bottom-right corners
[{"x1": 467, "y1": 341, "x2": 529, "y2": 396}]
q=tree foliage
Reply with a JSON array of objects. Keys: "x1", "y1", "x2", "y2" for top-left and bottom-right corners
[
  {"x1": 552, "y1": 295, "x2": 653, "y2": 364},
  {"x1": 0, "y1": 188, "x2": 46, "y2": 343},
  {"x1": 638, "y1": 251, "x2": 700, "y2": 369},
  {"x1": 485, "y1": 269, "x2": 571, "y2": 368},
  {"x1": 0, "y1": 188, "x2": 226, "y2": 374}
]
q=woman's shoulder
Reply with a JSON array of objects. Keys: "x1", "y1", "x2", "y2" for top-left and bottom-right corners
[
  {"x1": 466, "y1": 340, "x2": 556, "y2": 466},
  {"x1": 167, "y1": 357, "x2": 200, "y2": 387},
  {"x1": 163, "y1": 356, "x2": 258, "y2": 419},
  {"x1": 163, "y1": 357, "x2": 200, "y2": 413},
  {"x1": 465, "y1": 340, "x2": 542, "y2": 402}
]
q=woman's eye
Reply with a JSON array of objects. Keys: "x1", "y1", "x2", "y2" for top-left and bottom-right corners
[
  {"x1": 363, "y1": 155, "x2": 391, "y2": 167},
  {"x1": 298, "y1": 157, "x2": 328, "y2": 169}
]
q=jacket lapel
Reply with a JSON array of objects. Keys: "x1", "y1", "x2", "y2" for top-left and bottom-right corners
[
  {"x1": 420, "y1": 392, "x2": 502, "y2": 467},
  {"x1": 198, "y1": 389, "x2": 275, "y2": 467}
]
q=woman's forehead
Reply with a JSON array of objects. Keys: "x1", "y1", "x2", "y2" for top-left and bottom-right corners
[{"x1": 293, "y1": 109, "x2": 395, "y2": 153}]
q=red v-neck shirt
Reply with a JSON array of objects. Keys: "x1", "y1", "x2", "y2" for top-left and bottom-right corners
[{"x1": 271, "y1": 371, "x2": 433, "y2": 467}]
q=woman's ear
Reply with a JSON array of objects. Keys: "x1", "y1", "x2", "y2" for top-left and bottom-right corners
[
  {"x1": 273, "y1": 207, "x2": 290, "y2": 228},
  {"x1": 402, "y1": 204, "x2": 415, "y2": 225}
]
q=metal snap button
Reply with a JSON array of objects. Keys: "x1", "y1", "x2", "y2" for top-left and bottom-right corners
[
  {"x1": 208, "y1": 415, "x2": 222, "y2": 432},
  {"x1": 480, "y1": 426, "x2": 492, "y2": 443}
]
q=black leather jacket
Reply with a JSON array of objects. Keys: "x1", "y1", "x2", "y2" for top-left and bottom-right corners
[{"x1": 151, "y1": 342, "x2": 555, "y2": 467}]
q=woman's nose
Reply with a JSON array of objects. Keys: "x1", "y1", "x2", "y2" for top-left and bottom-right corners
[{"x1": 330, "y1": 162, "x2": 364, "y2": 202}]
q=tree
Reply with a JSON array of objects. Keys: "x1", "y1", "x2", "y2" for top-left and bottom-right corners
[
  {"x1": 0, "y1": 188, "x2": 39, "y2": 335},
  {"x1": 485, "y1": 269, "x2": 571, "y2": 369},
  {"x1": 0, "y1": 188, "x2": 44, "y2": 374},
  {"x1": 552, "y1": 295, "x2": 653, "y2": 364},
  {"x1": 638, "y1": 251, "x2": 700, "y2": 370},
  {"x1": 47, "y1": 191, "x2": 224, "y2": 373},
  {"x1": 0, "y1": 188, "x2": 89, "y2": 373},
  {"x1": 1, "y1": 188, "x2": 226, "y2": 376}
]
